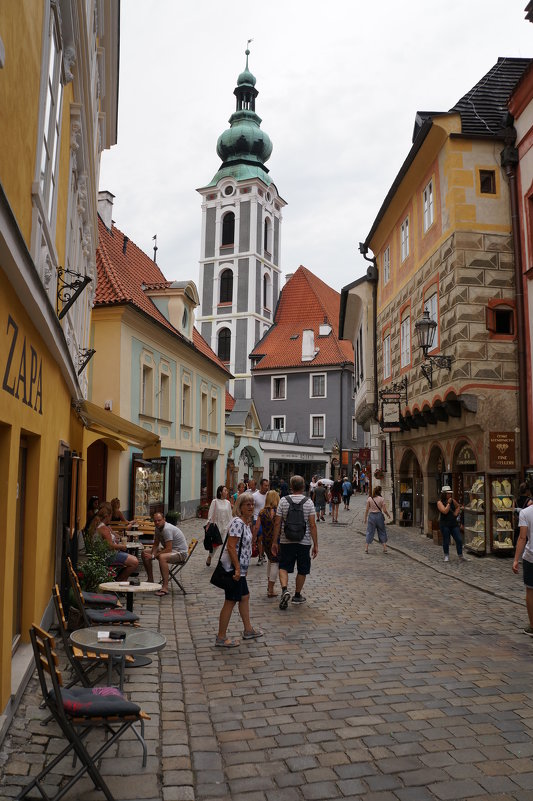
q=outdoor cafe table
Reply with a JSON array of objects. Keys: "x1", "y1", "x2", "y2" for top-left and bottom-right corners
[
  {"x1": 70, "y1": 626, "x2": 166, "y2": 690},
  {"x1": 98, "y1": 580, "x2": 161, "y2": 613}
]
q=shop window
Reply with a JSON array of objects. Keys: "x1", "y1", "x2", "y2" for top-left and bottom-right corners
[
  {"x1": 221, "y1": 211, "x2": 235, "y2": 246},
  {"x1": 219, "y1": 269, "x2": 233, "y2": 303}
]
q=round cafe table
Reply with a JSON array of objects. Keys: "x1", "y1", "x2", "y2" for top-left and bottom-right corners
[
  {"x1": 99, "y1": 580, "x2": 161, "y2": 613},
  {"x1": 70, "y1": 626, "x2": 166, "y2": 690}
]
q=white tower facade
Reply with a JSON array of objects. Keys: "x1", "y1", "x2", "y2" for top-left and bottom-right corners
[{"x1": 196, "y1": 50, "x2": 286, "y2": 399}]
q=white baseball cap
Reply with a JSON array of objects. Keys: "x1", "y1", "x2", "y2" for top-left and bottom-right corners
[{"x1": 441, "y1": 485, "x2": 452, "y2": 492}]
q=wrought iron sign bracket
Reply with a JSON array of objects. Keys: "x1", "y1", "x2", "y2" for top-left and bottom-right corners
[
  {"x1": 379, "y1": 376, "x2": 408, "y2": 405},
  {"x1": 57, "y1": 267, "x2": 92, "y2": 320},
  {"x1": 421, "y1": 355, "x2": 453, "y2": 390},
  {"x1": 77, "y1": 348, "x2": 95, "y2": 376}
]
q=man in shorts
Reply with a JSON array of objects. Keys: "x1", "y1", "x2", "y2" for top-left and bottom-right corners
[
  {"x1": 142, "y1": 512, "x2": 188, "y2": 596},
  {"x1": 513, "y1": 497, "x2": 533, "y2": 634},
  {"x1": 271, "y1": 475, "x2": 318, "y2": 609}
]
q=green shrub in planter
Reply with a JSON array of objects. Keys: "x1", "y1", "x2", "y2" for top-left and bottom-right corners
[
  {"x1": 166, "y1": 510, "x2": 180, "y2": 525},
  {"x1": 78, "y1": 532, "x2": 117, "y2": 591}
]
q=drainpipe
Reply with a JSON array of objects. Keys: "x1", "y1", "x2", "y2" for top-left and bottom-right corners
[{"x1": 501, "y1": 122, "x2": 529, "y2": 475}]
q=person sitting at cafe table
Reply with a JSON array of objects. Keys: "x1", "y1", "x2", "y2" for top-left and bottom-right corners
[
  {"x1": 141, "y1": 512, "x2": 188, "y2": 596},
  {"x1": 94, "y1": 502, "x2": 139, "y2": 580},
  {"x1": 110, "y1": 497, "x2": 133, "y2": 527}
]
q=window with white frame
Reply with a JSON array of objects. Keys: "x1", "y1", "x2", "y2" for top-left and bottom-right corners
[
  {"x1": 201, "y1": 389, "x2": 208, "y2": 430},
  {"x1": 400, "y1": 217, "x2": 409, "y2": 262},
  {"x1": 159, "y1": 372, "x2": 170, "y2": 420},
  {"x1": 40, "y1": 8, "x2": 64, "y2": 223},
  {"x1": 310, "y1": 415, "x2": 325, "y2": 438},
  {"x1": 425, "y1": 291, "x2": 438, "y2": 352},
  {"x1": 400, "y1": 314, "x2": 411, "y2": 368},
  {"x1": 383, "y1": 246, "x2": 390, "y2": 284},
  {"x1": 383, "y1": 334, "x2": 391, "y2": 379},
  {"x1": 271, "y1": 415, "x2": 286, "y2": 432},
  {"x1": 210, "y1": 395, "x2": 217, "y2": 432},
  {"x1": 141, "y1": 364, "x2": 154, "y2": 416},
  {"x1": 182, "y1": 376, "x2": 191, "y2": 425},
  {"x1": 310, "y1": 373, "x2": 326, "y2": 398},
  {"x1": 423, "y1": 180, "x2": 434, "y2": 232},
  {"x1": 271, "y1": 375, "x2": 286, "y2": 400}
]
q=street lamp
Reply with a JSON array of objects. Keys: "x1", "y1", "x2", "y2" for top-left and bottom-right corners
[{"x1": 414, "y1": 309, "x2": 453, "y2": 389}]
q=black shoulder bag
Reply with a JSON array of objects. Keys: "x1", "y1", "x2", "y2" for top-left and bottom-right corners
[{"x1": 210, "y1": 524, "x2": 243, "y2": 592}]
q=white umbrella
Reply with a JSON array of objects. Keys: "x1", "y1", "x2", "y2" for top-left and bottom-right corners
[{"x1": 318, "y1": 478, "x2": 334, "y2": 486}]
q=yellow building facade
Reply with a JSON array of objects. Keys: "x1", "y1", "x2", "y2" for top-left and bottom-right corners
[{"x1": 0, "y1": 0, "x2": 119, "y2": 738}]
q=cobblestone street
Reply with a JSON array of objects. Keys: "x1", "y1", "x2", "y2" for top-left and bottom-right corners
[{"x1": 1, "y1": 492, "x2": 532, "y2": 801}]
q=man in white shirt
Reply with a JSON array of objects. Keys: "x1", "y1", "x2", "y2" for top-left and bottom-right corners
[
  {"x1": 252, "y1": 478, "x2": 269, "y2": 564},
  {"x1": 513, "y1": 498, "x2": 533, "y2": 635}
]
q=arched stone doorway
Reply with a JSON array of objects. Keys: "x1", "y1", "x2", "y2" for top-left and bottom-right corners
[
  {"x1": 398, "y1": 449, "x2": 423, "y2": 528},
  {"x1": 87, "y1": 440, "x2": 107, "y2": 508},
  {"x1": 426, "y1": 444, "x2": 446, "y2": 534}
]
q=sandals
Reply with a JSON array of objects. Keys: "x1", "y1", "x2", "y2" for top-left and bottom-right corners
[
  {"x1": 243, "y1": 628, "x2": 263, "y2": 640},
  {"x1": 155, "y1": 589, "x2": 168, "y2": 596},
  {"x1": 215, "y1": 637, "x2": 240, "y2": 648}
]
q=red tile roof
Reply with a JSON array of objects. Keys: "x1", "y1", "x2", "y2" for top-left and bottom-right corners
[
  {"x1": 225, "y1": 389, "x2": 235, "y2": 412},
  {"x1": 251, "y1": 266, "x2": 354, "y2": 370},
  {"x1": 95, "y1": 217, "x2": 229, "y2": 375}
]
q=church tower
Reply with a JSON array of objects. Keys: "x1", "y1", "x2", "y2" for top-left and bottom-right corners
[{"x1": 196, "y1": 48, "x2": 286, "y2": 399}]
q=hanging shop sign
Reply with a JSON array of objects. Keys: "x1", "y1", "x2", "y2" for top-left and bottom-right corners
[
  {"x1": 380, "y1": 395, "x2": 401, "y2": 432},
  {"x1": 489, "y1": 432, "x2": 516, "y2": 470}
]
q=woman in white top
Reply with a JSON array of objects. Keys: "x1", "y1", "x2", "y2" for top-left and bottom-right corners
[
  {"x1": 206, "y1": 485, "x2": 233, "y2": 566},
  {"x1": 363, "y1": 486, "x2": 391, "y2": 554}
]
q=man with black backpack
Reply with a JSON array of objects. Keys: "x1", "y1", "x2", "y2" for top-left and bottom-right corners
[{"x1": 271, "y1": 475, "x2": 318, "y2": 610}]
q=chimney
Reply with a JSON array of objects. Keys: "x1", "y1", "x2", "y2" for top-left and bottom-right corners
[
  {"x1": 98, "y1": 190, "x2": 115, "y2": 229},
  {"x1": 302, "y1": 329, "x2": 318, "y2": 361},
  {"x1": 285, "y1": 273, "x2": 293, "y2": 284},
  {"x1": 122, "y1": 235, "x2": 129, "y2": 255}
]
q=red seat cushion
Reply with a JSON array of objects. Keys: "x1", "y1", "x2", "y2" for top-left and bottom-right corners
[
  {"x1": 86, "y1": 608, "x2": 139, "y2": 624},
  {"x1": 81, "y1": 591, "x2": 120, "y2": 607},
  {"x1": 53, "y1": 686, "x2": 141, "y2": 717}
]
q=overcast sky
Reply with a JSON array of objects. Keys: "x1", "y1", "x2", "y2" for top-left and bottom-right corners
[{"x1": 99, "y1": 0, "x2": 532, "y2": 294}]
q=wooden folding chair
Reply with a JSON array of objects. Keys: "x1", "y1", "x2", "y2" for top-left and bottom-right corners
[
  {"x1": 52, "y1": 585, "x2": 134, "y2": 689},
  {"x1": 67, "y1": 557, "x2": 139, "y2": 626},
  {"x1": 18, "y1": 625, "x2": 150, "y2": 801},
  {"x1": 168, "y1": 538, "x2": 198, "y2": 595}
]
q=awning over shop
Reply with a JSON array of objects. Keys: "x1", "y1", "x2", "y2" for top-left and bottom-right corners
[{"x1": 73, "y1": 400, "x2": 161, "y2": 458}]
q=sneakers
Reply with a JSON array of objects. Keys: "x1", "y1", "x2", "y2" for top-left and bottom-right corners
[
  {"x1": 291, "y1": 594, "x2": 306, "y2": 604},
  {"x1": 523, "y1": 626, "x2": 533, "y2": 636},
  {"x1": 279, "y1": 589, "x2": 291, "y2": 610},
  {"x1": 443, "y1": 555, "x2": 449, "y2": 562}
]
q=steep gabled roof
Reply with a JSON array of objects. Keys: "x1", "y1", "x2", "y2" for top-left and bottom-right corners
[
  {"x1": 95, "y1": 216, "x2": 229, "y2": 374},
  {"x1": 449, "y1": 57, "x2": 531, "y2": 137},
  {"x1": 250, "y1": 265, "x2": 354, "y2": 370}
]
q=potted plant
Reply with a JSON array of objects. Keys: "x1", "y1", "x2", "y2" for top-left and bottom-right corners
[
  {"x1": 374, "y1": 468, "x2": 385, "y2": 480},
  {"x1": 79, "y1": 532, "x2": 117, "y2": 591},
  {"x1": 197, "y1": 503, "x2": 209, "y2": 519},
  {"x1": 166, "y1": 509, "x2": 180, "y2": 526}
]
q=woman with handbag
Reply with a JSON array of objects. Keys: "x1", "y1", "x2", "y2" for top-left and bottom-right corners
[
  {"x1": 213, "y1": 493, "x2": 263, "y2": 647},
  {"x1": 254, "y1": 490, "x2": 281, "y2": 597},
  {"x1": 363, "y1": 486, "x2": 391, "y2": 554},
  {"x1": 205, "y1": 485, "x2": 232, "y2": 566}
]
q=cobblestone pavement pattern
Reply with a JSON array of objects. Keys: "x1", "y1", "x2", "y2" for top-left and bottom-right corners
[{"x1": 1, "y1": 493, "x2": 532, "y2": 800}]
